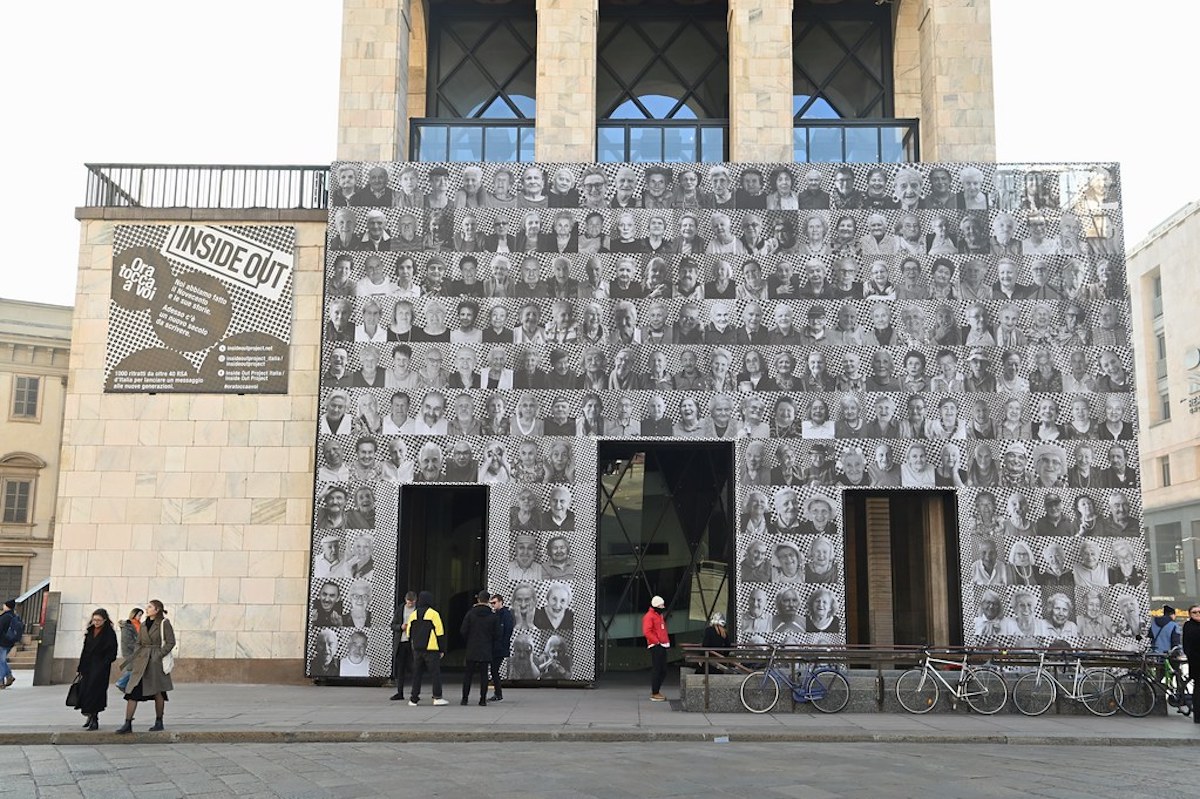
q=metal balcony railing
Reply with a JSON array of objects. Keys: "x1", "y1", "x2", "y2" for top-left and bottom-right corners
[
  {"x1": 410, "y1": 119, "x2": 536, "y2": 163},
  {"x1": 794, "y1": 118, "x2": 920, "y2": 163},
  {"x1": 83, "y1": 164, "x2": 329, "y2": 209}
]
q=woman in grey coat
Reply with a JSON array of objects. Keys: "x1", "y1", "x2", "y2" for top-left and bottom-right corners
[
  {"x1": 114, "y1": 607, "x2": 142, "y2": 692},
  {"x1": 116, "y1": 599, "x2": 175, "y2": 734}
]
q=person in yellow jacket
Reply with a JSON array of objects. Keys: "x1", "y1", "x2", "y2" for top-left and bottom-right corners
[{"x1": 407, "y1": 591, "x2": 449, "y2": 706}]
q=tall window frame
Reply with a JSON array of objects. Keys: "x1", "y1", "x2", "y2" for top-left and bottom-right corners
[
  {"x1": 10, "y1": 375, "x2": 40, "y2": 421},
  {"x1": 1, "y1": 478, "x2": 33, "y2": 525},
  {"x1": 596, "y1": 4, "x2": 730, "y2": 122},
  {"x1": 792, "y1": 0, "x2": 894, "y2": 121},
  {"x1": 426, "y1": 3, "x2": 537, "y2": 121}
]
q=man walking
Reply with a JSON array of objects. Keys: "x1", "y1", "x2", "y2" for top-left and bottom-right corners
[
  {"x1": 460, "y1": 590, "x2": 499, "y2": 706},
  {"x1": 0, "y1": 599, "x2": 20, "y2": 689},
  {"x1": 489, "y1": 593, "x2": 515, "y2": 702},
  {"x1": 642, "y1": 595, "x2": 670, "y2": 701},
  {"x1": 407, "y1": 591, "x2": 449, "y2": 706},
  {"x1": 390, "y1": 591, "x2": 417, "y2": 701}
]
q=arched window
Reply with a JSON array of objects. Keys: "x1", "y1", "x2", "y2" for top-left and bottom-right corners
[
  {"x1": 596, "y1": 2, "x2": 729, "y2": 162},
  {"x1": 793, "y1": 0, "x2": 892, "y2": 121}
]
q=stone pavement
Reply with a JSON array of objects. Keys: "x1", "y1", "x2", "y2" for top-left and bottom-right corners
[{"x1": 1, "y1": 669, "x2": 1197, "y2": 747}]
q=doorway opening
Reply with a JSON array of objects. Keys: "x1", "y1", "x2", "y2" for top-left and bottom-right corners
[
  {"x1": 596, "y1": 442, "x2": 733, "y2": 674},
  {"x1": 398, "y1": 484, "x2": 488, "y2": 664},
  {"x1": 843, "y1": 490, "x2": 962, "y2": 648}
]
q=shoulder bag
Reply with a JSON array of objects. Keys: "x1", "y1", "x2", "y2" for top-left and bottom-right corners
[{"x1": 160, "y1": 621, "x2": 176, "y2": 674}]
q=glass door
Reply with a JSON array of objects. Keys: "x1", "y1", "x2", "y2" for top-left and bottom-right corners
[{"x1": 596, "y1": 443, "x2": 733, "y2": 673}]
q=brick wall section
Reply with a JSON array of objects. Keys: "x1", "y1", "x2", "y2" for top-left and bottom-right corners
[
  {"x1": 728, "y1": 0, "x2": 794, "y2": 162},
  {"x1": 534, "y1": 0, "x2": 598, "y2": 162},
  {"x1": 50, "y1": 209, "x2": 325, "y2": 682},
  {"x1": 337, "y1": 0, "x2": 411, "y2": 161}
]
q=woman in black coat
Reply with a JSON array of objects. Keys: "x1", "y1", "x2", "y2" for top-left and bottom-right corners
[
  {"x1": 76, "y1": 608, "x2": 118, "y2": 731},
  {"x1": 1184, "y1": 604, "x2": 1200, "y2": 725}
]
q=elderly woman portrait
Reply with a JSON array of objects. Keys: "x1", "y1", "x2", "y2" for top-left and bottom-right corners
[
  {"x1": 804, "y1": 535, "x2": 839, "y2": 583},
  {"x1": 805, "y1": 587, "x2": 841, "y2": 634},
  {"x1": 534, "y1": 582, "x2": 575, "y2": 633}
]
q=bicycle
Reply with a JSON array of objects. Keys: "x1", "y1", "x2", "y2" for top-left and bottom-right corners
[
  {"x1": 1163, "y1": 649, "x2": 1193, "y2": 717},
  {"x1": 739, "y1": 646, "x2": 850, "y2": 714},
  {"x1": 1114, "y1": 651, "x2": 1160, "y2": 718},
  {"x1": 1010, "y1": 651, "x2": 1119, "y2": 716},
  {"x1": 895, "y1": 649, "x2": 1008, "y2": 714}
]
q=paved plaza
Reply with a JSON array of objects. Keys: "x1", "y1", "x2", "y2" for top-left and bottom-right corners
[
  {"x1": 0, "y1": 740, "x2": 1194, "y2": 799},
  {"x1": 0, "y1": 669, "x2": 1197, "y2": 747}
]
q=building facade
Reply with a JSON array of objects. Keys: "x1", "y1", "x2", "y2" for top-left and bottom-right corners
[
  {"x1": 0, "y1": 299, "x2": 72, "y2": 601},
  {"x1": 50, "y1": 0, "x2": 1150, "y2": 684},
  {"x1": 1128, "y1": 201, "x2": 1200, "y2": 608}
]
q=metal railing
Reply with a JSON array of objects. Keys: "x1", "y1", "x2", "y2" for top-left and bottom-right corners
[
  {"x1": 794, "y1": 118, "x2": 920, "y2": 163},
  {"x1": 83, "y1": 163, "x2": 329, "y2": 209},
  {"x1": 598, "y1": 120, "x2": 727, "y2": 163},
  {"x1": 410, "y1": 119, "x2": 536, "y2": 163},
  {"x1": 14, "y1": 577, "x2": 49, "y2": 637}
]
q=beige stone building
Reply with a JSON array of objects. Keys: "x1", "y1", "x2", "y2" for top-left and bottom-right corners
[
  {"x1": 1128, "y1": 200, "x2": 1200, "y2": 607},
  {"x1": 51, "y1": 0, "x2": 999, "y2": 682},
  {"x1": 0, "y1": 299, "x2": 72, "y2": 603}
]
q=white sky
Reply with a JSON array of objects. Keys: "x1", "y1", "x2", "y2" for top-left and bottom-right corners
[{"x1": 0, "y1": 0, "x2": 1193, "y2": 307}]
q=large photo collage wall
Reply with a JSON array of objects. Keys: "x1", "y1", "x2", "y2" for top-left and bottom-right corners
[{"x1": 310, "y1": 159, "x2": 1142, "y2": 681}]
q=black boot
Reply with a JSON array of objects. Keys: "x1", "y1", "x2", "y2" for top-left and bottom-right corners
[
  {"x1": 86, "y1": 716, "x2": 99, "y2": 731},
  {"x1": 81, "y1": 715, "x2": 93, "y2": 729},
  {"x1": 116, "y1": 719, "x2": 133, "y2": 735},
  {"x1": 148, "y1": 717, "x2": 164, "y2": 732}
]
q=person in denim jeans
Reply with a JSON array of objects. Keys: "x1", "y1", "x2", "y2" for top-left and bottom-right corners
[{"x1": 115, "y1": 607, "x2": 143, "y2": 692}]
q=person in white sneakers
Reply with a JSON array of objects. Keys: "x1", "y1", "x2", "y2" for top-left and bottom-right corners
[{"x1": 642, "y1": 596, "x2": 670, "y2": 701}]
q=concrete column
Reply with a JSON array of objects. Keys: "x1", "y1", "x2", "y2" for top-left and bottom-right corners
[
  {"x1": 535, "y1": 0, "x2": 598, "y2": 162},
  {"x1": 913, "y1": 0, "x2": 996, "y2": 162},
  {"x1": 728, "y1": 0, "x2": 794, "y2": 162},
  {"x1": 337, "y1": 0, "x2": 413, "y2": 161}
]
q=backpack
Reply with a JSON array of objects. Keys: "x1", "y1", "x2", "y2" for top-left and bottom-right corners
[
  {"x1": 1, "y1": 613, "x2": 24, "y2": 647},
  {"x1": 1151, "y1": 619, "x2": 1179, "y2": 653},
  {"x1": 408, "y1": 608, "x2": 436, "y2": 652}
]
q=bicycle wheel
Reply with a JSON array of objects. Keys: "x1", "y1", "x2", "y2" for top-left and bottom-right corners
[
  {"x1": 740, "y1": 670, "x2": 781, "y2": 714},
  {"x1": 1115, "y1": 672, "x2": 1156, "y2": 718},
  {"x1": 1078, "y1": 670, "x2": 1119, "y2": 717},
  {"x1": 1012, "y1": 672, "x2": 1055, "y2": 716},
  {"x1": 809, "y1": 669, "x2": 850, "y2": 714},
  {"x1": 895, "y1": 668, "x2": 939, "y2": 714},
  {"x1": 962, "y1": 667, "x2": 1008, "y2": 715}
]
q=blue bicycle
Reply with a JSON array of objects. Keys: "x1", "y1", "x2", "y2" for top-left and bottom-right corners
[{"x1": 739, "y1": 646, "x2": 850, "y2": 713}]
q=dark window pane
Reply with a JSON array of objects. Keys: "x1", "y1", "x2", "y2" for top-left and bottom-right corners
[
  {"x1": 597, "y1": 127, "x2": 627, "y2": 163},
  {"x1": 663, "y1": 127, "x2": 697, "y2": 162},
  {"x1": 794, "y1": 7, "x2": 892, "y2": 120},
  {"x1": 629, "y1": 128, "x2": 664, "y2": 163},
  {"x1": 449, "y1": 126, "x2": 484, "y2": 162},
  {"x1": 826, "y1": 59, "x2": 884, "y2": 121},
  {"x1": 700, "y1": 126, "x2": 724, "y2": 162},
  {"x1": 845, "y1": 126, "x2": 880, "y2": 163},
  {"x1": 439, "y1": 60, "x2": 492, "y2": 118},
  {"x1": 431, "y1": 12, "x2": 536, "y2": 120},
  {"x1": 809, "y1": 127, "x2": 844, "y2": 162},
  {"x1": 417, "y1": 126, "x2": 449, "y2": 162},
  {"x1": 602, "y1": 24, "x2": 656, "y2": 88},
  {"x1": 474, "y1": 23, "x2": 529, "y2": 86}
]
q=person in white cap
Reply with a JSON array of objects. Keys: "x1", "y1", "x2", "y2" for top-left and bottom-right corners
[{"x1": 642, "y1": 596, "x2": 670, "y2": 701}]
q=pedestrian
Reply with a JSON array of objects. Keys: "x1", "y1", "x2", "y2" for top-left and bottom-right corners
[
  {"x1": 1147, "y1": 604, "x2": 1182, "y2": 690},
  {"x1": 75, "y1": 609, "x2": 118, "y2": 731},
  {"x1": 115, "y1": 607, "x2": 143, "y2": 692},
  {"x1": 695, "y1": 612, "x2": 729, "y2": 673},
  {"x1": 0, "y1": 598, "x2": 20, "y2": 689},
  {"x1": 407, "y1": 590, "x2": 449, "y2": 706},
  {"x1": 460, "y1": 590, "x2": 499, "y2": 706},
  {"x1": 116, "y1": 599, "x2": 175, "y2": 734},
  {"x1": 489, "y1": 593, "x2": 514, "y2": 702},
  {"x1": 1183, "y1": 604, "x2": 1200, "y2": 724},
  {"x1": 390, "y1": 591, "x2": 417, "y2": 701},
  {"x1": 642, "y1": 595, "x2": 670, "y2": 701}
]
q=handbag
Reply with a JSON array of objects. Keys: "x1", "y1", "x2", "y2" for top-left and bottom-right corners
[
  {"x1": 160, "y1": 621, "x2": 175, "y2": 675},
  {"x1": 65, "y1": 674, "x2": 82, "y2": 707}
]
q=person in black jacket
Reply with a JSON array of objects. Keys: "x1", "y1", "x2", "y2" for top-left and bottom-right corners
[
  {"x1": 460, "y1": 590, "x2": 499, "y2": 706},
  {"x1": 115, "y1": 607, "x2": 142, "y2": 692},
  {"x1": 1183, "y1": 604, "x2": 1200, "y2": 724},
  {"x1": 76, "y1": 608, "x2": 118, "y2": 730},
  {"x1": 489, "y1": 594, "x2": 515, "y2": 702}
]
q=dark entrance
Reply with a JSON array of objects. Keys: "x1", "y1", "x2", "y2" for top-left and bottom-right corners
[
  {"x1": 596, "y1": 442, "x2": 733, "y2": 673},
  {"x1": 398, "y1": 484, "x2": 488, "y2": 663},
  {"x1": 843, "y1": 490, "x2": 963, "y2": 648}
]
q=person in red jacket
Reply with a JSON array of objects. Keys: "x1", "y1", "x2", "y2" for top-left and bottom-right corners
[{"x1": 642, "y1": 596, "x2": 670, "y2": 701}]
